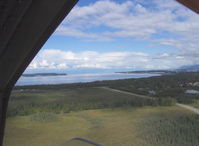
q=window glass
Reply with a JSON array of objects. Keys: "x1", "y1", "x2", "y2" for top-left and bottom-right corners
[{"x1": 4, "y1": 0, "x2": 199, "y2": 146}]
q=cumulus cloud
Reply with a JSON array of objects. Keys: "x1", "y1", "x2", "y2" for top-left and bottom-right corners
[
  {"x1": 28, "y1": 49, "x2": 199, "y2": 71},
  {"x1": 55, "y1": 0, "x2": 199, "y2": 60},
  {"x1": 28, "y1": 0, "x2": 199, "y2": 71},
  {"x1": 55, "y1": 0, "x2": 199, "y2": 40},
  {"x1": 153, "y1": 53, "x2": 171, "y2": 59},
  {"x1": 28, "y1": 49, "x2": 149, "y2": 70}
]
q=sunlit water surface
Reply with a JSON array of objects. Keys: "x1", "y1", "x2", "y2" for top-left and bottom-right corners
[{"x1": 16, "y1": 73, "x2": 161, "y2": 86}]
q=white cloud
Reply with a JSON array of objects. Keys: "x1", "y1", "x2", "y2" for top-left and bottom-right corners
[
  {"x1": 56, "y1": 26, "x2": 98, "y2": 38},
  {"x1": 29, "y1": 0, "x2": 199, "y2": 71},
  {"x1": 28, "y1": 49, "x2": 199, "y2": 71},
  {"x1": 55, "y1": 0, "x2": 199, "y2": 40},
  {"x1": 28, "y1": 49, "x2": 149, "y2": 70},
  {"x1": 54, "y1": 0, "x2": 199, "y2": 62},
  {"x1": 153, "y1": 53, "x2": 171, "y2": 59}
]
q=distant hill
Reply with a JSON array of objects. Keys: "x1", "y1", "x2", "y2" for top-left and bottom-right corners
[
  {"x1": 117, "y1": 66, "x2": 199, "y2": 74},
  {"x1": 116, "y1": 70, "x2": 173, "y2": 74},
  {"x1": 22, "y1": 73, "x2": 67, "y2": 77},
  {"x1": 180, "y1": 65, "x2": 199, "y2": 70}
]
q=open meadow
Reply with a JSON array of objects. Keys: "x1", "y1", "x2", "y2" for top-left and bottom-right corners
[
  {"x1": 4, "y1": 106, "x2": 199, "y2": 146},
  {"x1": 3, "y1": 86, "x2": 199, "y2": 146}
]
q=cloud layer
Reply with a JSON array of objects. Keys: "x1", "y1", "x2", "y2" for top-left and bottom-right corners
[
  {"x1": 28, "y1": 0, "x2": 199, "y2": 71},
  {"x1": 56, "y1": 0, "x2": 199, "y2": 41},
  {"x1": 28, "y1": 49, "x2": 198, "y2": 71}
]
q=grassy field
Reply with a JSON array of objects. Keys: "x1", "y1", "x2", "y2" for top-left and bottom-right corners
[
  {"x1": 4, "y1": 86, "x2": 199, "y2": 146},
  {"x1": 4, "y1": 106, "x2": 199, "y2": 146}
]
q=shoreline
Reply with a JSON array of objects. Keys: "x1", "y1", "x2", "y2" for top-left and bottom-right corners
[{"x1": 16, "y1": 73, "x2": 161, "y2": 86}]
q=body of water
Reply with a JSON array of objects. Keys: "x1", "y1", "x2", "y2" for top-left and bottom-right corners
[
  {"x1": 16, "y1": 73, "x2": 161, "y2": 86},
  {"x1": 185, "y1": 90, "x2": 199, "y2": 94}
]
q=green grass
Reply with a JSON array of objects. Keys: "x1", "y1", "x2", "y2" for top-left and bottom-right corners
[
  {"x1": 4, "y1": 106, "x2": 199, "y2": 146},
  {"x1": 29, "y1": 112, "x2": 59, "y2": 122},
  {"x1": 5, "y1": 85, "x2": 199, "y2": 146}
]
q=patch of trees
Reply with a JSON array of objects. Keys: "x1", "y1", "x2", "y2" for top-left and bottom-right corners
[
  {"x1": 7, "y1": 89, "x2": 176, "y2": 117},
  {"x1": 10, "y1": 72, "x2": 199, "y2": 117}
]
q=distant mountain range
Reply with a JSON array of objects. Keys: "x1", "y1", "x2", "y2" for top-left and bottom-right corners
[
  {"x1": 116, "y1": 70, "x2": 175, "y2": 74},
  {"x1": 180, "y1": 65, "x2": 199, "y2": 70},
  {"x1": 22, "y1": 73, "x2": 67, "y2": 77},
  {"x1": 117, "y1": 65, "x2": 199, "y2": 74}
]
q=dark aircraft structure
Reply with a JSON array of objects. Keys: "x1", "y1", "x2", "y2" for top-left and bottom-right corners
[{"x1": 0, "y1": 0, "x2": 198, "y2": 145}]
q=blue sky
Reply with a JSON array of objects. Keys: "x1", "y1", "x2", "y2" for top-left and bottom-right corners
[{"x1": 26, "y1": 0, "x2": 199, "y2": 73}]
